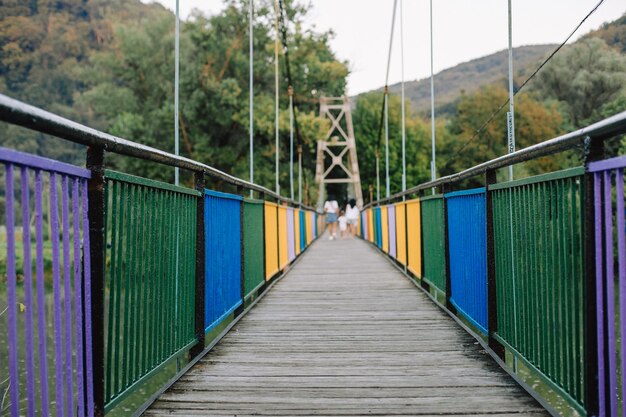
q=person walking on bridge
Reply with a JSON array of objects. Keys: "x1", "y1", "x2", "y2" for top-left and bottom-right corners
[
  {"x1": 345, "y1": 198, "x2": 360, "y2": 238},
  {"x1": 324, "y1": 195, "x2": 339, "y2": 240}
]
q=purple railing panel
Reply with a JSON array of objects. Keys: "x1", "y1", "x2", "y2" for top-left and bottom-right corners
[
  {"x1": 287, "y1": 208, "x2": 296, "y2": 262},
  {"x1": 590, "y1": 155, "x2": 626, "y2": 417},
  {"x1": 1, "y1": 148, "x2": 93, "y2": 417},
  {"x1": 388, "y1": 205, "x2": 397, "y2": 258}
]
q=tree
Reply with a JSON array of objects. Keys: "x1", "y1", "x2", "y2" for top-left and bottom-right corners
[
  {"x1": 352, "y1": 93, "x2": 432, "y2": 201},
  {"x1": 534, "y1": 37, "x2": 626, "y2": 127},
  {"x1": 442, "y1": 86, "x2": 566, "y2": 180}
]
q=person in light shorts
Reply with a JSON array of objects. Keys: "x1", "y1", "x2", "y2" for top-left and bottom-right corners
[
  {"x1": 338, "y1": 210, "x2": 348, "y2": 239},
  {"x1": 345, "y1": 198, "x2": 360, "y2": 238},
  {"x1": 324, "y1": 195, "x2": 339, "y2": 240}
]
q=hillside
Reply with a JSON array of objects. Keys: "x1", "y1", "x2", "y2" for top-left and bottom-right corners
[
  {"x1": 362, "y1": 44, "x2": 556, "y2": 115},
  {"x1": 583, "y1": 12, "x2": 626, "y2": 53},
  {"x1": 360, "y1": 12, "x2": 626, "y2": 115}
]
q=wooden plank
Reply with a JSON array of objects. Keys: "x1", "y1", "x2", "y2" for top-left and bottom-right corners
[{"x1": 146, "y1": 237, "x2": 548, "y2": 416}]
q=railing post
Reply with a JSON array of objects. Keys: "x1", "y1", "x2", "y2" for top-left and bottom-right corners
[
  {"x1": 190, "y1": 171, "x2": 206, "y2": 358},
  {"x1": 583, "y1": 136, "x2": 603, "y2": 416},
  {"x1": 236, "y1": 185, "x2": 245, "y2": 315},
  {"x1": 485, "y1": 168, "x2": 504, "y2": 359},
  {"x1": 441, "y1": 183, "x2": 455, "y2": 313},
  {"x1": 259, "y1": 191, "x2": 268, "y2": 293},
  {"x1": 86, "y1": 145, "x2": 106, "y2": 417},
  {"x1": 418, "y1": 189, "x2": 429, "y2": 291}
]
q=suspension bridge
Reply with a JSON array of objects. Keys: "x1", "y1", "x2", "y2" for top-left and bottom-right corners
[{"x1": 2, "y1": 0, "x2": 626, "y2": 416}]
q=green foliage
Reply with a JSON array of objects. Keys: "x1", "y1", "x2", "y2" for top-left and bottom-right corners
[
  {"x1": 534, "y1": 38, "x2": 626, "y2": 127},
  {"x1": 352, "y1": 93, "x2": 431, "y2": 200}
]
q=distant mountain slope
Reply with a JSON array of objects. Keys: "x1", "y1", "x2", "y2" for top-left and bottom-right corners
[
  {"x1": 359, "y1": 12, "x2": 626, "y2": 115},
  {"x1": 361, "y1": 44, "x2": 556, "y2": 115},
  {"x1": 583, "y1": 12, "x2": 626, "y2": 53}
]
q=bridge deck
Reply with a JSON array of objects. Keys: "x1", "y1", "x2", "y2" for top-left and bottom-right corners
[{"x1": 146, "y1": 237, "x2": 547, "y2": 416}]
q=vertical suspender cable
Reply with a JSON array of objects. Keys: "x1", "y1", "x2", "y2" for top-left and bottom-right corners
[
  {"x1": 376, "y1": 149, "x2": 380, "y2": 201},
  {"x1": 174, "y1": 0, "x2": 180, "y2": 186},
  {"x1": 249, "y1": 0, "x2": 254, "y2": 196},
  {"x1": 298, "y1": 145, "x2": 302, "y2": 203},
  {"x1": 173, "y1": 0, "x2": 180, "y2": 367},
  {"x1": 289, "y1": 86, "x2": 294, "y2": 201},
  {"x1": 400, "y1": 0, "x2": 406, "y2": 194},
  {"x1": 507, "y1": 0, "x2": 516, "y2": 181},
  {"x1": 274, "y1": 0, "x2": 280, "y2": 195},
  {"x1": 384, "y1": 93, "x2": 390, "y2": 198},
  {"x1": 384, "y1": 0, "x2": 398, "y2": 199},
  {"x1": 507, "y1": 0, "x2": 518, "y2": 372},
  {"x1": 429, "y1": 0, "x2": 436, "y2": 185}
]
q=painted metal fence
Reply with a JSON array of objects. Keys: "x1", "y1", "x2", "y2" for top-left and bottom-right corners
[
  {"x1": 590, "y1": 155, "x2": 626, "y2": 417},
  {"x1": 388, "y1": 205, "x2": 397, "y2": 258},
  {"x1": 395, "y1": 202, "x2": 406, "y2": 266},
  {"x1": 278, "y1": 205, "x2": 289, "y2": 270},
  {"x1": 446, "y1": 188, "x2": 487, "y2": 333},
  {"x1": 264, "y1": 202, "x2": 279, "y2": 280},
  {"x1": 491, "y1": 167, "x2": 586, "y2": 411},
  {"x1": 1, "y1": 148, "x2": 94, "y2": 417},
  {"x1": 103, "y1": 171, "x2": 197, "y2": 409},
  {"x1": 287, "y1": 207, "x2": 296, "y2": 262},
  {"x1": 204, "y1": 190, "x2": 242, "y2": 333},
  {"x1": 243, "y1": 199, "x2": 265, "y2": 298},
  {"x1": 300, "y1": 209, "x2": 307, "y2": 251},
  {"x1": 406, "y1": 199, "x2": 421, "y2": 277},
  {"x1": 421, "y1": 195, "x2": 446, "y2": 293}
]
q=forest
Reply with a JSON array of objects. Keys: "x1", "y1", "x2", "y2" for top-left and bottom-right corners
[{"x1": 1, "y1": 0, "x2": 625, "y2": 203}]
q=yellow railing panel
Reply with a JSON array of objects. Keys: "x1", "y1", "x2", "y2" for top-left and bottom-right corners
[
  {"x1": 367, "y1": 208, "x2": 374, "y2": 243},
  {"x1": 406, "y1": 198, "x2": 422, "y2": 278},
  {"x1": 264, "y1": 202, "x2": 279, "y2": 280}
]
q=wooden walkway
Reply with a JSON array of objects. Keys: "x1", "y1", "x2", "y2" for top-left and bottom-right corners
[{"x1": 146, "y1": 236, "x2": 548, "y2": 416}]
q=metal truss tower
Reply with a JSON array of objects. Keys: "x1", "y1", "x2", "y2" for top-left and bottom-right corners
[{"x1": 315, "y1": 96, "x2": 364, "y2": 208}]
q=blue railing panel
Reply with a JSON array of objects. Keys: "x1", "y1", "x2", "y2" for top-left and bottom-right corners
[
  {"x1": 446, "y1": 188, "x2": 488, "y2": 334},
  {"x1": 204, "y1": 190, "x2": 243, "y2": 332}
]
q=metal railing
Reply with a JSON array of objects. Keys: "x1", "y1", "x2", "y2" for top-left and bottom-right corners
[
  {"x1": 362, "y1": 110, "x2": 626, "y2": 417},
  {"x1": 0, "y1": 93, "x2": 321, "y2": 417}
]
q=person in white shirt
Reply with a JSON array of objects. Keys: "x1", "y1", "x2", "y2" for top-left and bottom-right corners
[
  {"x1": 323, "y1": 195, "x2": 339, "y2": 240},
  {"x1": 345, "y1": 198, "x2": 360, "y2": 238},
  {"x1": 338, "y1": 210, "x2": 348, "y2": 239}
]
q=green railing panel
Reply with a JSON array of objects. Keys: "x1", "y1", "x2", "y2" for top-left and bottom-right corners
[
  {"x1": 103, "y1": 170, "x2": 198, "y2": 409},
  {"x1": 491, "y1": 167, "x2": 586, "y2": 409},
  {"x1": 243, "y1": 199, "x2": 265, "y2": 298},
  {"x1": 421, "y1": 195, "x2": 446, "y2": 293}
]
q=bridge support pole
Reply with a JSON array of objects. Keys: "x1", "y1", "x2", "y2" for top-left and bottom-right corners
[
  {"x1": 442, "y1": 183, "x2": 455, "y2": 314},
  {"x1": 583, "y1": 136, "x2": 603, "y2": 416},
  {"x1": 236, "y1": 185, "x2": 246, "y2": 316},
  {"x1": 191, "y1": 171, "x2": 206, "y2": 358},
  {"x1": 485, "y1": 169, "x2": 504, "y2": 359},
  {"x1": 86, "y1": 146, "x2": 106, "y2": 417}
]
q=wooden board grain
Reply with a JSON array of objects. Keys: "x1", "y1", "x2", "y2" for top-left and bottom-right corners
[{"x1": 145, "y1": 236, "x2": 548, "y2": 417}]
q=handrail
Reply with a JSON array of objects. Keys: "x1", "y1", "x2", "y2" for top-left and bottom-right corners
[
  {"x1": 365, "y1": 110, "x2": 626, "y2": 208},
  {"x1": 0, "y1": 93, "x2": 317, "y2": 211}
]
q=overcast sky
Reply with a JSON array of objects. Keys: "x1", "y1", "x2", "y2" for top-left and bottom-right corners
[{"x1": 150, "y1": 0, "x2": 625, "y2": 95}]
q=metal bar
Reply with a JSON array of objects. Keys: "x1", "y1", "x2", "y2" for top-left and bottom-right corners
[
  {"x1": 364, "y1": 110, "x2": 626, "y2": 208},
  {"x1": 0, "y1": 94, "x2": 316, "y2": 210},
  {"x1": 249, "y1": 0, "x2": 254, "y2": 194},
  {"x1": 86, "y1": 146, "x2": 106, "y2": 417},
  {"x1": 191, "y1": 171, "x2": 206, "y2": 358},
  {"x1": 174, "y1": 0, "x2": 180, "y2": 185},
  {"x1": 486, "y1": 169, "x2": 504, "y2": 358},
  {"x1": 507, "y1": 0, "x2": 515, "y2": 181}
]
